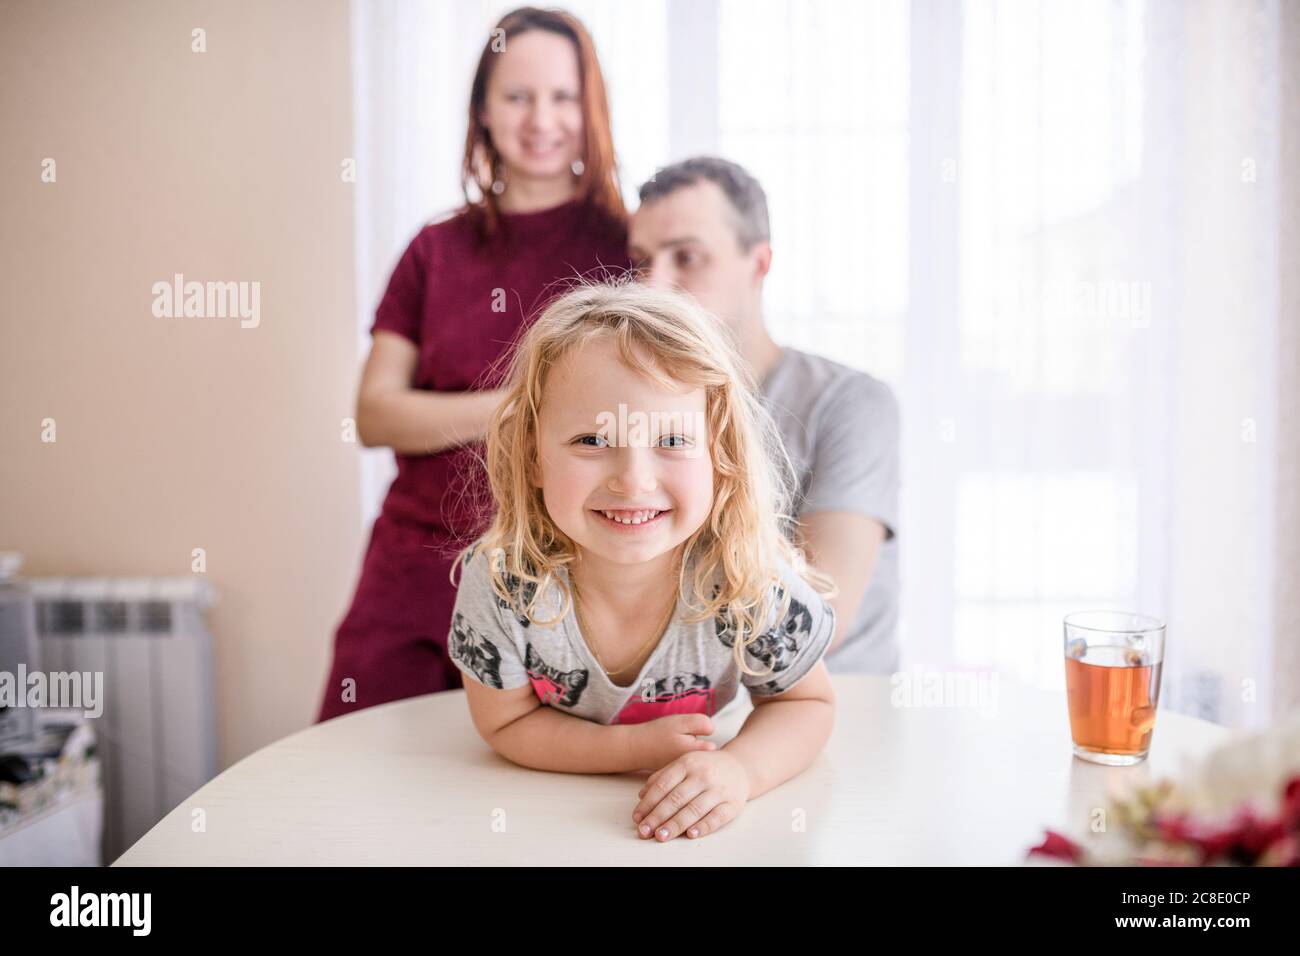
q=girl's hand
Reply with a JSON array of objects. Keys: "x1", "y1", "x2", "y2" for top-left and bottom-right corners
[
  {"x1": 629, "y1": 713, "x2": 718, "y2": 771},
  {"x1": 631, "y1": 750, "x2": 751, "y2": 842}
]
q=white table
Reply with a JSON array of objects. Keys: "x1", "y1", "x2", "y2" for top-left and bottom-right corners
[{"x1": 113, "y1": 675, "x2": 1230, "y2": 866}]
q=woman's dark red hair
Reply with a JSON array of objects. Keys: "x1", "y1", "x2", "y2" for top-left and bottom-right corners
[{"x1": 462, "y1": 6, "x2": 625, "y2": 241}]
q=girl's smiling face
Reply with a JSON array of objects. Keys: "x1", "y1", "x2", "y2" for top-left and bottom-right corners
[{"x1": 533, "y1": 335, "x2": 714, "y2": 568}]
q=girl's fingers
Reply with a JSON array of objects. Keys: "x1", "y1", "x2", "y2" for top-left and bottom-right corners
[
  {"x1": 634, "y1": 771, "x2": 690, "y2": 830},
  {"x1": 634, "y1": 763, "x2": 684, "y2": 822},
  {"x1": 637, "y1": 768, "x2": 663, "y2": 800},
  {"x1": 656, "y1": 793, "x2": 717, "y2": 842},
  {"x1": 686, "y1": 802, "x2": 735, "y2": 840},
  {"x1": 635, "y1": 776, "x2": 705, "y2": 839}
]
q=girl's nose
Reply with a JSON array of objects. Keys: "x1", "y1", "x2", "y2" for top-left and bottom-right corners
[{"x1": 607, "y1": 446, "x2": 658, "y2": 496}]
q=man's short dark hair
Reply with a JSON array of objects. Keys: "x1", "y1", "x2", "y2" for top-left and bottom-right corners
[{"x1": 638, "y1": 156, "x2": 770, "y2": 251}]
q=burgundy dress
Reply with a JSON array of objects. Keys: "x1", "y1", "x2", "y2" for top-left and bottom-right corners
[{"x1": 317, "y1": 198, "x2": 629, "y2": 722}]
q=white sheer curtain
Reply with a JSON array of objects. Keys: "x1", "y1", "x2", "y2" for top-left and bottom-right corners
[
  {"x1": 931, "y1": 0, "x2": 1291, "y2": 729},
  {"x1": 350, "y1": 0, "x2": 1297, "y2": 729}
]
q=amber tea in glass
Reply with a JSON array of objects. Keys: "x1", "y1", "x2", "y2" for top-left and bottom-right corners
[{"x1": 1063, "y1": 611, "x2": 1166, "y2": 766}]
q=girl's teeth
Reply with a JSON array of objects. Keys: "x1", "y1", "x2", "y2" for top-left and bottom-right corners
[{"x1": 601, "y1": 509, "x2": 660, "y2": 525}]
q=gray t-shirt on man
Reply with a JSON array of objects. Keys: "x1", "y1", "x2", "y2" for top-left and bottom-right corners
[{"x1": 760, "y1": 347, "x2": 901, "y2": 673}]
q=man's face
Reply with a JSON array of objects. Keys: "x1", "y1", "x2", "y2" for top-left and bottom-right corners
[{"x1": 628, "y1": 180, "x2": 767, "y2": 330}]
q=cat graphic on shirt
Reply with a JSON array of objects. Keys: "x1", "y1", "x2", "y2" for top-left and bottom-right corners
[
  {"x1": 650, "y1": 672, "x2": 712, "y2": 700},
  {"x1": 613, "y1": 673, "x2": 716, "y2": 724},
  {"x1": 449, "y1": 611, "x2": 504, "y2": 688},
  {"x1": 492, "y1": 570, "x2": 540, "y2": 629},
  {"x1": 525, "y1": 643, "x2": 588, "y2": 707},
  {"x1": 712, "y1": 584, "x2": 814, "y2": 678}
]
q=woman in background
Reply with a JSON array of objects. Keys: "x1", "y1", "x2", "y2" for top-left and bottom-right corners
[{"x1": 317, "y1": 6, "x2": 629, "y2": 722}]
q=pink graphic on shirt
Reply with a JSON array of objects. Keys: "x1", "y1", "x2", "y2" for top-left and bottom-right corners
[
  {"x1": 524, "y1": 644, "x2": 588, "y2": 708},
  {"x1": 612, "y1": 675, "x2": 716, "y2": 725},
  {"x1": 529, "y1": 674, "x2": 565, "y2": 706}
]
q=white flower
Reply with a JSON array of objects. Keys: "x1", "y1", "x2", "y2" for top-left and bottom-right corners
[{"x1": 1176, "y1": 708, "x2": 1300, "y2": 818}]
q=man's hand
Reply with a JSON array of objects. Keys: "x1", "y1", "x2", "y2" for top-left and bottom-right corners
[{"x1": 631, "y1": 749, "x2": 751, "y2": 842}]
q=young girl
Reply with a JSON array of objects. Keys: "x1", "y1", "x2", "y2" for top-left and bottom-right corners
[{"x1": 448, "y1": 282, "x2": 838, "y2": 843}]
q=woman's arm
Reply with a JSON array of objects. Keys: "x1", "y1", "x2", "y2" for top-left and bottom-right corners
[
  {"x1": 356, "y1": 330, "x2": 507, "y2": 455},
  {"x1": 720, "y1": 661, "x2": 836, "y2": 798}
]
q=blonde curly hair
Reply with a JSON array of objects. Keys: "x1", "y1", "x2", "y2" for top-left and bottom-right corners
[{"x1": 453, "y1": 279, "x2": 834, "y2": 678}]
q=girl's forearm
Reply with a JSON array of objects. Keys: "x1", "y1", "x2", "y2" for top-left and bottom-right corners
[
  {"x1": 357, "y1": 387, "x2": 506, "y2": 455},
  {"x1": 721, "y1": 698, "x2": 834, "y2": 799},
  {"x1": 489, "y1": 705, "x2": 641, "y2": 774}
]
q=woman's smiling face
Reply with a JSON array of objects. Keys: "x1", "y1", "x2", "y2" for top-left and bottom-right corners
[
  {"x1": 481, "y1": 29, "x2": 584, "y2": 183},
  {"x1": 533, "y1": 336, "x2": 714, "y2": 568}
]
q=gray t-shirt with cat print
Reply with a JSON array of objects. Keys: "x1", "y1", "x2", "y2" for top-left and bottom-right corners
[{"x1": 447, "y1": 544, "x2": 836, "y2": 725}]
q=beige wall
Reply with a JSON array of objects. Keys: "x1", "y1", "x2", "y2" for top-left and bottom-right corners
[{"x1": 0, "y1": 0, "x2": 362, "y2": 769}]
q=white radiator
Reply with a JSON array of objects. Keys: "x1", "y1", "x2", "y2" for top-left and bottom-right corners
[{"x1": 27, "y1": 577, "x2": 217, "y2": 865}]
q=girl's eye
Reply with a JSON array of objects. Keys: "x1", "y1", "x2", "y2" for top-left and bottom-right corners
[
  {"x1": 575, "y1": 434, "x2": 609, "y2": 448},
  {"x1": 658, "y1": 434, "x2": 692, "y2": 449},
  {"x1": 675, "y1": 249, "x2": 699, "y2": 269}
]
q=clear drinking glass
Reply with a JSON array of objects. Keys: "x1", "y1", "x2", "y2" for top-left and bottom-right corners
[{"x1": 1063, "y1": 611, "x2": 1167, "y2": 766}]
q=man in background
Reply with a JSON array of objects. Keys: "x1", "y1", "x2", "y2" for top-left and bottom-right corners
[{"x1": 630, "y1": 157, "x2": 901, "y2": 672}]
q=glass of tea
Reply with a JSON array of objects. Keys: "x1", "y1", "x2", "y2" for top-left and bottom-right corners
[{"x1": 1063, "y1": 611, "x2": 1166, "y2": 766}]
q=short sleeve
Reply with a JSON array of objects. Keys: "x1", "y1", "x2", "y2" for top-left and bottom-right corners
[
  {"x1": 740, "y1": 558, "x2": 836, "y2": 697},
  {"x1": 803, "y1": 375, "x2": 900, "y2": 539},
  {"x1": 447, "y1": 546, "x2": 531, "y2": 691},
  {"x1": 370, "y1": 226, "x2": 434, "y2": 345}
]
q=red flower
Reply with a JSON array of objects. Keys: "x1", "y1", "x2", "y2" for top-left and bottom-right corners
[
  {"x1": 1153, "y1": 812, "x2": 1236, "y2": 861},
  {"x1": 1238, "y1": 814, "x2": 1287, "y2": 861},
  {"x1": 1259, "y1": 833, "x2": 1300, "y2": 866},
  {"x1": 1153, "y1": 806, "x2": 1288, "y2": 865},
  {"x1": 1027, "y1": 830, "x2": 1084, "y2": 864},
  {"x1": 1031, "y1": 773, "x2": 1300, "y2": 866},
  {"x1": 1281, "y1": 775, "x2": 1300, "y2": 831}
]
